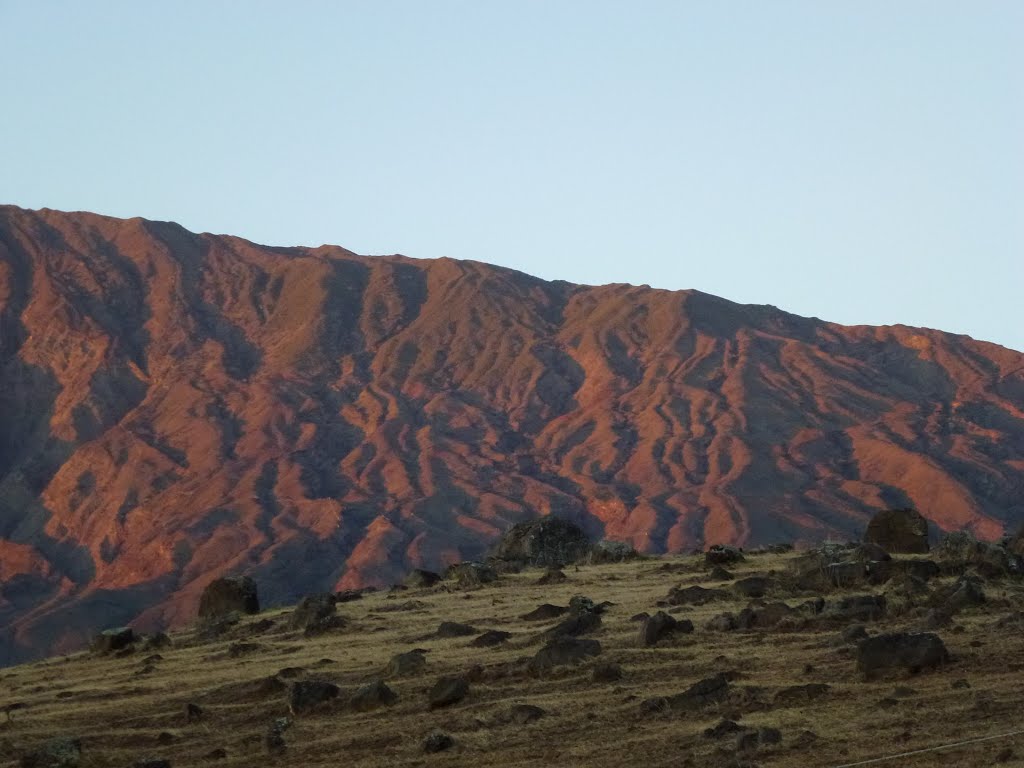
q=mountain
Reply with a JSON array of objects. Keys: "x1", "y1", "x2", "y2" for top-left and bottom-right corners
[{"x1": 1, "y1": 205, "x2": 1022, "y2": 664}]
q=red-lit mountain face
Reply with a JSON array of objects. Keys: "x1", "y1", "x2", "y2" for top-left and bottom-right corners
[{"x1": 1, "y1": 205, "x2": 1022, "y2": 663}]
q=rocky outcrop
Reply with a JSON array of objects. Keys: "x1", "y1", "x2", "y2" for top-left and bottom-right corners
[{"x1": 1, "y1": 205, "x2": 1023, "y2": 665}]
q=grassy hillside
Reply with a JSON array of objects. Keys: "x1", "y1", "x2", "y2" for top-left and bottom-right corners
[{"x1": 3, "y1": 548, "x2": 1024, "y2": 767}]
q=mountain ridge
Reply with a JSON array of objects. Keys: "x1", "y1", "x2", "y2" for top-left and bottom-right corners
[{"x1": 1, "y1": 204, "x2": 1022, "y2": 665}]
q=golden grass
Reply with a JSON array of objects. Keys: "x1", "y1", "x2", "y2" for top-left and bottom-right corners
[{"x1": 3, "y1": 551, "x2": 1024, "y2": 767}]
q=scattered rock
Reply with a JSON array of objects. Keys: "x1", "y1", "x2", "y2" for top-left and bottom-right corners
[
  {"x1": 546, "y1": 610, "x2": 602, "y2": 638},
  {"x1": 827, "y1": 594, "x2": 887, "y2": 622},
  {"x1": 198, "y1": 576, "x2": 259, "y2": 619},
  {"x1": 706, "y1": 612, "x2": 738, "y2": 632},
  {"x1": 435, "y1": 621, "x2": 478, "y2": 638},
  {"x1": 288, "y1": 680, "x2": 341, "y2": 714},
  {"x1": 737, "y1": 727, "x2": 782, "y2": 752},
  {"x1": 704, "y1": 719, "x2": 744, "y2": 739},
  {"x1": 708, "y1": 566, "x2": 735, "y2": 581},
  {"x1": 705, "y1": 545, "x2": 745, "y2": 566},
  {"x1": 264, "y1": 717, "x2": 290, "y2": 754},
  {"x1": 472, "y1": 630, "x2": 512, "y2": 647},
  {"x1": 491, "y1": 516, "x2": 592, "y2": 566},
  {"x1": 864, "y1": 508, "x2": 930, "y2": 554},
  {"x1": 733, "y1": 576, "x2": 772, "y2": 599},
  {"x1": 20, "y1": 737, "x2": 82, "y2": 768},
  {"x1": 520, "y1": 604, "x2": 569, "y2": 621},
  {"x1": 839, "y1": 625, "x2": 869, "y2": 644},
  {"x1": 90, "y1": 627, "x2": 136, "y2": 654},
  {"x1": 423, "y1": 732, "x2": 455, "y2": 753},
  {"x1": 665, "y1": 585, "x2": 727, "y2": 606},
  {"x1": 185, "y1": 703, "x2": 203, "y2": 723},
  {"x1": 639, "y1": 611, "x2": 693, "y2": 646},
  {"x1": 530, "y1": 637, "x2": 602, "y2": 672},
  {"x1": 507, "y1": 704, "x2": 546, "y2": 724},
  {"x1": 142, "y1": 632, "x2": 172, "y2": 650},
  {"x1": 640, "y1": 673, "x2": 730, "y2": 714},
  {"x1": 350, "y1": 680, "x2": 398, "y2": 712},
  {"x1": 386, "y1": 650, "x2": 427, "y2": 677},
  {"x1": 335, "y1": 589, "x2": 365, "y2": 603},
  {"x1": 289, "y1": 593, "x2": 344, "y2": 635},
  {"x1": 773, "y1": 683, "x2": 830, "y2": 706},
  {"x1": 428, "y1": 675, "x2": 470, "y2": 709},
  {"x1": 588, "y1": 540, "x2": 639, "y2": 564},
  {"x1": 857, "y1": 632, "x2": 949, "y2": 679}
]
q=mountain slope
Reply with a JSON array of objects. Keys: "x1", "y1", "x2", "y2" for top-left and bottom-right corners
[{"x1": 1, "y1": 205, "x2": 1022, "y2": 663}]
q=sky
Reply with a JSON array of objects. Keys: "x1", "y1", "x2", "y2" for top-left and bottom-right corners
[{"x1": 2, "y1": 2, "x2": 1022, "y2": 351}]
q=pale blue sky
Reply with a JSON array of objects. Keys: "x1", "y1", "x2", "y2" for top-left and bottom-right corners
[{"x1": 2, "y1": 2, "x2": 1022, "y2": 351}]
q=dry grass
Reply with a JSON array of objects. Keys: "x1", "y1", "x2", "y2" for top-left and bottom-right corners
[{"x1": 3, "y1": 551, "x2": 1024, "y2": 767}]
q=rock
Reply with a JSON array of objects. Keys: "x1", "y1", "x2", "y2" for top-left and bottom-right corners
[
  {"x1": 920, "y1": 608, "x2": 952, "y2": 629},
  {"x1": 507, "y1": 704, "x2": 546, "y2": 724},
  {"x1": 428, "y1": 675, "x2": 470, "y2": 709},
  {"x1": 142, "y1": 632, "x2": 172, "y2": 650},
  {"x1": 530, "y1": 637, "x2": 602, "y2": 672},
  {"x1": 639, "y1": 611, "x2": 693, "y2": 646},
  {"x1": 520, "y1": 604, "x2": 568, "y2": 621},
  {"x1": 491, "y1": 516, "x2": 592, "y2": 566},
  {"x1": 708, "y1": 566, "x2": 734, "y2": 581},
  {"x1": 289, "y1": 593, "x2": 342, "y2": 635},
  {"x1": 826, "y1": 561, "x2": 865, "y2": 588},
  {"x1": 840, "y1": 625, "x2": 869, "y2": 644},
  {"x1": 472, "y1": 630, "x2": 512, "y2": 647},
  {"x1": 445, "y1": 561, "x2": 498, "y2": 588},
  {"x1": 537, "y1": 568, "x2": 567, "y2": 585},
  {"x1": 264, "y1": 717, "x2": 290, "y2": 754},
  {"x1": 350, "y1": 680, "x2": 398, "y2": 712},
  {"x1": 640, "y1": 673, "x2": 730, "y2": 713},
  {"x1": 568, "y1": 595, "x2": 603, "y2": 614},
  {"x1": 827, "y1": 594, "x2": 887, "y2": 622},
  {"x1": 386, "y1": 650, "x2": 427, "y2": 677},
  {"x1": 737, "y1": 727, "x2": 782, "y2": 751},
  {"x1": 733, "y1": 576, "x2": 772, "y2": 598},
  {"x1": 706, "y1": 612, "x2": 737, "y2": 632},
  {"x1": 404, "y1": 569, "x2": 442, "y2": 588},
  {"x1": 933, "y1": 576, "x2": 986, "y2": 614},
  {"x1": 435, "y1": 621, "x2": 478, "y2": 638},
  {"x1": 705, "y1": 545, "x2": 745, "y2": 566},
  {"x1": 546, "y1": 610, "x2": 601, "y2": 638},
  {"x1": 704, "y1": 719, "x2": 744, "y2": 739},
  {"x1": 592, "y1": 662, "x2": 623, "y2": 682},
  {"x1": 132, "y1": 761, "x2": 170, "y2": 768},
  {"x1": 751, "y1": 602, "x2": 799, "y2": 628},
  {"x1": 89, "y1": 627, "x2": 136, "y2": 654},
  {"x1": 857, "y1": 632, "x2": 949, "y2": 679},
  {"x1": 864, "y1": 508, "x2": 930, "y2": 554},
  {"x1": 665, "y1": 585, "x2": 727, "y2": 606},
  {"x1": 588, "y1": 540, "x2": 639, "y2": 564},
  {"x1": 866, "y1": 559, "x2": 940, "y2": 585},
  {"x1": 226, "y1": 641, "x2": 261, "y2": 658},
  {"x1": 202, "y1": 748, "x2": 227, "y2": 760},
  {"x1": 185, "y1": 703, "x2": 203, "y2": 723},
  {"x1": 937, "y1": 532, "x2": 1023, "y2": 577},
  {"x1": 335, "y1": 589, "x2": 365, "y2": 603},
  {"x1": 20, "y1": 737, "x2": 82, "y2": 768},
  {"x1": 423, "y1": 732, "x2": 455, "y2": 753},
  {"x1": 288, "y1": 680, "x2": 341, "y2": 714},
  {"x1": 198, "y1": 576, "x2": 259, "y2": 619}
]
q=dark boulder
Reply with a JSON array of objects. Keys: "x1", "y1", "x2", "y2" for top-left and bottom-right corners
[
  {"x1": 640, "y1": 673, "x2": 730, "y2": 713},
  {"x1": 665, "y1": 585, "x2": 727, "y2": 606},
  {"x1": 827, "y1": 594, "x2": 887, "y2": 623},
  {"x1": 198, "y1": 576, "x2": 259, "y2": 619},
  {"x1": 20, "y1": 737, "x2": 82, "y2": 768},
  {"x1": 705, "y1": 545, "x2": 744, "y2": 566},
  {"x1": 428, "y1": 675, "x2": 470, "y2": 709},
  {"x1": 520, "y1": 604, "x2": 568, "y2": 621},
  {"x1": 639, "y1": 611, "x2": 693, "y2": 646},
  {"x1": 90, "y1": 627, "x2": 136, "y2": 654},
  {"x1": 471, "y1": 630, "x2": 512, "y2": 647},
  {"x1": 435, "y1": 621, "x2": 478, "y2": 638},
  {"x1": 386, "y1": 650, "x2": 427, "y2": 677},
  {"x1": 289, "y1": 593, "x2": 342, "y2": 635},
  {"x1": 708, "y1": 566, "x2": 734, "y2": 581},
  {"x1": 545, "y1": 610, "x2": 601, "y2": 638},
  {"x1": 288, "y1": 681, "x2": 340, "y2": 715},
  {"x1": 733, "y1": 576, "x2": 772, "y2": 599},
  {"x1": 491, "y1": 516, "x2": 592, "y2": 566},
  {"x1": 530, "y1": 637, "x2": 602, "y2": 672},
  {"x1": 937, "y1": 532, "x2": 1022, "y2": 578},
  {"x1": 588, "y1": 540, "x2": 639, "y2": 564},
  {"x1": 506, "y1": 704, "x2": 546, "y2": 724},
  {"x1": 350, "y1": 680, "x2": 398, "y2": 712},
  {"x1": 591, "y1": 662, "x2": 623, "y2": 682},
  {"x1": 423, "y1": 732, "x2": 455, "y2": 753},
  {"x1": 864, "y1": 509, "x2": 930, "y2": 554},
  {"x1": 857, "y1": 632, "x2": 949, "y2": 679},
  {"x1": 773, "y1": 683, "x2": 830, "y2": 706}
]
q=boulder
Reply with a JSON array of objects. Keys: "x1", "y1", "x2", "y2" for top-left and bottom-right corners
[
  {"x1": 435, "y1": 621, "x2": 478, "y2": 638},
  {"x1": 506, "y1": 704, "x2": 546, "y2": 724},
  {"x1": 545, "y1": 610, "x2": 601, "y2": 638},
  {"x1": 423, "y1": 732, "x2": 455, "y2": 753},
  {"x1": 936, "y1": 532, "x2": 1023, "y2": 578},
  {"x1": 733, "y1": 576, "x2": 772, "y2": 598},
  {"x1": 827, "y1": 594, "x2": 887, "y2": 622},
  {"x1": 530, "y1": 637, "x2": 602, "y2": 672},
  {"x1": 491, "y1": 516, "x2": 592, "y2": 566},
  {"x1": 289, "y1": 593, "x2": 341, "y2": 635},
  {"x1": 537, "y1": 568, "x2": 567, "y2": 585},
  {"x1": 931, "y1": 576, "x2": 986, "y2": 614},
  {"x1": 471, "y1": 630, "x2": 512, "y2": 647},
  {"x1": 520, "y1": 604, "x2": 568, "y2": 621},
  {"x1": 864, "y1": 509, "x2": 930, "y2": 554},
  {"x1": 588, "y1": 540, "x2": 639, "y2": 564},
  {"x1": 773, "y1": 683, "x2": 830, "y2": 706},
  {"x1": 20, "y1": 737, "x2": 82, "y2": 768},
  {"x1": 198, "y1": 576, "x2": 259, "y2": 619},
  {"x1": 90, "y1": 627, "x2": 136, "y2": 654},
  {"x1": 591, "y1": 662, "x2": 623, "y2": 682},
  {"x1": 386, "y1": 650, "x2": 427, "y2": 677},
  {"x1": 428, "y1": 675, "x2": 470, "y2": 709},
  {"x1": 639, "y1": 611, "x2": 693, "y2": 646},
  {"x1": 640, "y1": 673, "x2": 730, "y2": 713},
  {"x1": 665, "y1": 585, "x2": 727, "y2": 606},
  {"x1": 349, "y1": 680, "x2": 398, "y2": 712},
  {"x1": 857, "y1": 632, "x2": 949, "y2": 679},
  {"x1": 705, "y1": 545, "x2": 745, "y2": 566},
  {"x1": 288, "y1": 681, "x2": 340, "y2": 715}
]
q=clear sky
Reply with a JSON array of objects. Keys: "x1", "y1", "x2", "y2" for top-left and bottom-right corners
[{"x1": 2, "y1": 2, "x2": 1022, "y2": 351}]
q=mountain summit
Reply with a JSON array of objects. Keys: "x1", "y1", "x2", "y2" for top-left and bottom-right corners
[{"x1": 1, "y1": 205, "x2": 1022, "y2": 663}]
